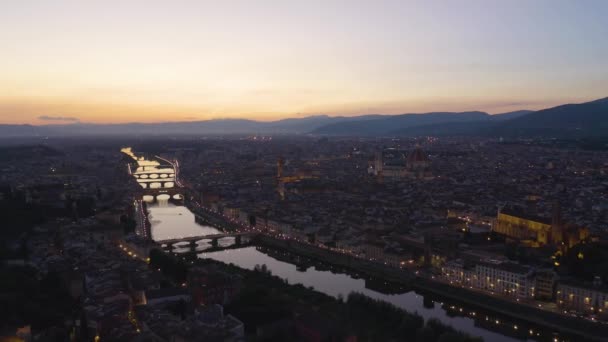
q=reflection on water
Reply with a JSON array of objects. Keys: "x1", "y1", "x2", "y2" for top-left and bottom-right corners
[
  {"x1": 122, "y1": 147, "x2": 176, "y2": 189},
  {"x1": 148, "y1": 202, "x2": 221, "y2": 241},
  {"x1": 171, "y1": 237, "x2": 236, "y2": 253},
  {"x1": 202, "y1": 246, "x2": 550, "y2": 342},
  {"x1": 123, "y1": 147, "x2": 214, "y2": 241}
]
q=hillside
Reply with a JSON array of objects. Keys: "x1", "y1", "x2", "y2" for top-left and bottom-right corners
[
  {"x1": 311, "y1": 111, "x2": 490, "y2": 136},
  {"x1": 493, "y1": 98, "x2": 608, "y2": 138},
  {"x1": 1, "y1": 97, "x2": 606, "y2": 138}
]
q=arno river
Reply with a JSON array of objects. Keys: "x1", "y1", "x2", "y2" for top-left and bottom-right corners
[
  {"x1": 127, "y1": 150, "x2": 565, "y2": 342},
  {"x1": 145, "y1": 198, "x2": 568, "y2": 342}
]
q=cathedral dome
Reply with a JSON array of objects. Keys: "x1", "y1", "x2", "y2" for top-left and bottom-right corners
[{"x1": 407, "y1": 148, "x2": 429, "y2": 164}]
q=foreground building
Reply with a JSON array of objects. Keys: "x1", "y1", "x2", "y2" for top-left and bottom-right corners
[
  {"x1": 441, "y1": 259, "x2": 535, "y2": 300},
  {"x1": 557, "y1": 277, "x2": 608, "y2": 318}
]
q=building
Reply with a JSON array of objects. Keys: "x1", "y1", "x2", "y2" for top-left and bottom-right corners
[
  {"x1": 360, "y1": 241, "x2": 385, "y2": 261},
  {"x1": 494, "y1": 210, "x2": 553, "y2": 246},
  {"x1": 440, "y1": 259, "x2": 535, "y2": 300},
  {"x1": 369, "y1": 147, "x2": 432, "y2": 181},
  {"x1": 145, "y1": 288, "x2": 191, "y2": 306},
  {"x1": 556, "y1": 277, "x2": 608, "y2": 318},
  {"x1": 534, "y1": 269, "x2": 558, "y2": 301},
  {"x1": 406, "y1": 147, "x2": 432, "y2": 180},
  {"x1": 441, "y1": 259, "x2": 476, "y2": 287},
  {"x1": 475, "y1": 261, "x2": 534, "y2": 299},
  {"x1": 493, "y1": 206, "x2": 589, "y2": 249}
]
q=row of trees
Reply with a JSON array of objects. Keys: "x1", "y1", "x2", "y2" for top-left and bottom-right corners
[
  {"x1": 148, "y1": 248, "x2": 188, "y2": 283},
  {"x1": 148, "y1": 252, "x2": 484, "y2": 341},
  {"x1": 344, "y1": 293, "x2": 483, "y2": 342},
  {"x1": 0, "y1": 265, "x2": 76, "y2": 334},
  {"x1": 219, "y1": 256, "x2": 484, "y2": 341}
]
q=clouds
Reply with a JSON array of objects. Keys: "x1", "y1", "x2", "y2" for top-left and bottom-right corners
[{"x1": 38, "y1": 115, "x2": 80, "y2": 123}]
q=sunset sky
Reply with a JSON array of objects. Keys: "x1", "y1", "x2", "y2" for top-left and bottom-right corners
[{"x1": 1, "y1": 0, "x2": 607, "y2": 125}]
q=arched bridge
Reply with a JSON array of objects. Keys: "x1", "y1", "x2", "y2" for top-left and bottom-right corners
[
  {"x1": 138, "y1": 187, "x2": 185, "y2": 203},
  {"x1": 156, "y1": 231, "x2": 258, "y2": 252}
]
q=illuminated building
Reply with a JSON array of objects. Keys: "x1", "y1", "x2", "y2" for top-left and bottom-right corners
[
  {"x1": 441, "y1": 259, "x2": 476, "y2": 287},
  {"x1": 556, "y1": 277, "x2": 608, "y2": 318},
  {"x1": 276, "y1": 156, "x2": 317, "y2": 199},
  {"x1": 441, "y1": 259, "x2": 535, "y2": 300},
  {"x1": 475, "y1": 261, "x2": 534, "y2": 299},
  {"x1": 493, "y1": 203, "x2": 589, "y2": 249},
  {"x1": 494, "y1": 210, "x2": 553, "y2": 246}
]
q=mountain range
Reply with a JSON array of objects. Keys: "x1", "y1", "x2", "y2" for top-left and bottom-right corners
[{"x1": 0, "y1": 97, "x2": 606, "y2": 138}]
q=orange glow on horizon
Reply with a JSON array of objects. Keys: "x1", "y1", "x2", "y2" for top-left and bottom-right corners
[
  {"x1": 0, "y1": 94, "x2": 592, "y2": 125},
  {"x1": 1, "y1": 2, "x2": 606, "y2": 125}
]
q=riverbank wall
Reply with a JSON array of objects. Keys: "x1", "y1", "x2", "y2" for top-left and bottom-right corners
[
  {"x1": 256, "y1": 235, "x2": 608, "y2": 342},
  {"x1": 416, "y1": 278, "x2": 608, "y2": 342},
  {"x1": 255, "y1": 235, "x2": 415, "y2": 284},
  {"x1": 190, "y1": 206, "x2": 608, "y2": 341}
]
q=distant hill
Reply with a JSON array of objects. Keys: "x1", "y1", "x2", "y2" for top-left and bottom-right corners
[
  {"x1": 312, "y1": 111, "x2": 490, "y2": 136},
  {"x1": 0, "y1": 124, "x2": 44, "y2": 137},
  {"x1": 314, "y1": 98, "x2": 608, "y2": 138},
  {"x1": 0, "y1": 144, "x2": 63, "y2": 161},
  {"x1": 490, "y1": 110, "x2": 534, "y2": 121},
  {"x1": 50, "y1": 119, "x2": 265, "y2": 136},
  {"x1": 386, "y1": 110, "x2": 533, "y2": 137},
  {"x1": 493, "y1": 97, "x2": 608, "y2": 138},
  {"x1": 389, "y1": 121, "x2": 495, "y2": 137},
  {"x1": 1, "y1": 97, "x2": 606, "y2": 138}
]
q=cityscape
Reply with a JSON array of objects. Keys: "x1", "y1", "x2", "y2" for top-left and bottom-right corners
[{"x1": 1, "y1": 1, "x2": 608, "y2": 342}]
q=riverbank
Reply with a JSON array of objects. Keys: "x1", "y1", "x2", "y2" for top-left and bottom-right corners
[
  {"x1": 185, "y1": 202, "x2": 608, "y2": 340},
  {"x1": 416, "y1": 278, "x2": 608, "y2": 342},
  {"x1": 151, "y1": 248, "x2": 483, "y2": 342},
  {"x1": 254, "y1": 234, "x2": 608, "y2": 342}
]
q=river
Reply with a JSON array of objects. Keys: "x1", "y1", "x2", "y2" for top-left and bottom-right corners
[{"x1": 146, "y1": 199, "x2": 554, "y2": 341}]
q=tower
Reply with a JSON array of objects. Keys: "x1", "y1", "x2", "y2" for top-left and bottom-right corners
[
  {"x1": 551, "y1": 201, "x2": 563, "y2": 245},
  {"x1": 374, "y1": 151, "x2": 384, "y2": 183},
  {"x1": 277, "y1": 156, "x2": 285, "y2": 200},
  {"x1": 277, "y1": 157, "x2": 284, "y2": 179}
]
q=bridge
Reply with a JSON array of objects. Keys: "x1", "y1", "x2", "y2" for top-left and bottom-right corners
[
  {"x1": 156, "y1": 231, "x2": 258, "y2": 252},
  {"x1": 123, "y1": 148, "x2": 179, "y2": 190},
  {"x1": 138, "y1": 187, "x2": 185, "y2": 203}
]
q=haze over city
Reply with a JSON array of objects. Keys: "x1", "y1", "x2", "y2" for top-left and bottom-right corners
[{"x1": 1, "y1": 0, "x2": 608, "y2": 125}]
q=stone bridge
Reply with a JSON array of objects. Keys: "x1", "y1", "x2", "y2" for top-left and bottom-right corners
[
  {"x1": 156, "y1": 231, "x2": 258, "y2": 252},
  {"x1": 138, "y1": 187, "x2": 185, "y2": 203}
]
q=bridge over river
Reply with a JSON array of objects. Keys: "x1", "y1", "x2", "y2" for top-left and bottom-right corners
[{"x1": 156, "y1": 231, "x2": 258, "y2": 252}]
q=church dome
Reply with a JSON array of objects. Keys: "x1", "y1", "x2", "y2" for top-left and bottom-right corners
[{"x1": 407, "y1": 148, "x2": 429, "y2": 164}]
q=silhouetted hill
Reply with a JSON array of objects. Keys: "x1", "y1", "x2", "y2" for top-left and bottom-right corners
[
  {"x1": 493, "y1": 98, "x2": 608, "y2": 138},
  {"x1": 390, "y1": 121, "x2": 495, "y2": 137},
  {"x1": 0, "y1": 144, "x2": 63, "y2": 161},
  {"x1": 0, "y1": 115, "x2": 389, "y2": 136},
  {"x1": 54, "y1": 119, "x2": 265, "y2": 136},
  {"x1": 384, "y1": 110, "x2": 533, "y2": 137},
  {"x1": 0, "y1": 124, "x2": 45, "y2": 137},
  {"x1": 1, "y1": 97, "x2": 606, "y2": 137},
  {"x1": 266, "y1": 114, "x2": 385, "y2": 133},
  {"x1": 491, "y1": 110, "x2": 534, "y2": 121},
  {"x1": 312, "y1": 111, "x2": 490, "y2": 136}
]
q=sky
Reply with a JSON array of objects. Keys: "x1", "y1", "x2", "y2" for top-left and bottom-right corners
[{"x1": 1, "y1": 0, "x2": 607, "y2": 125}]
